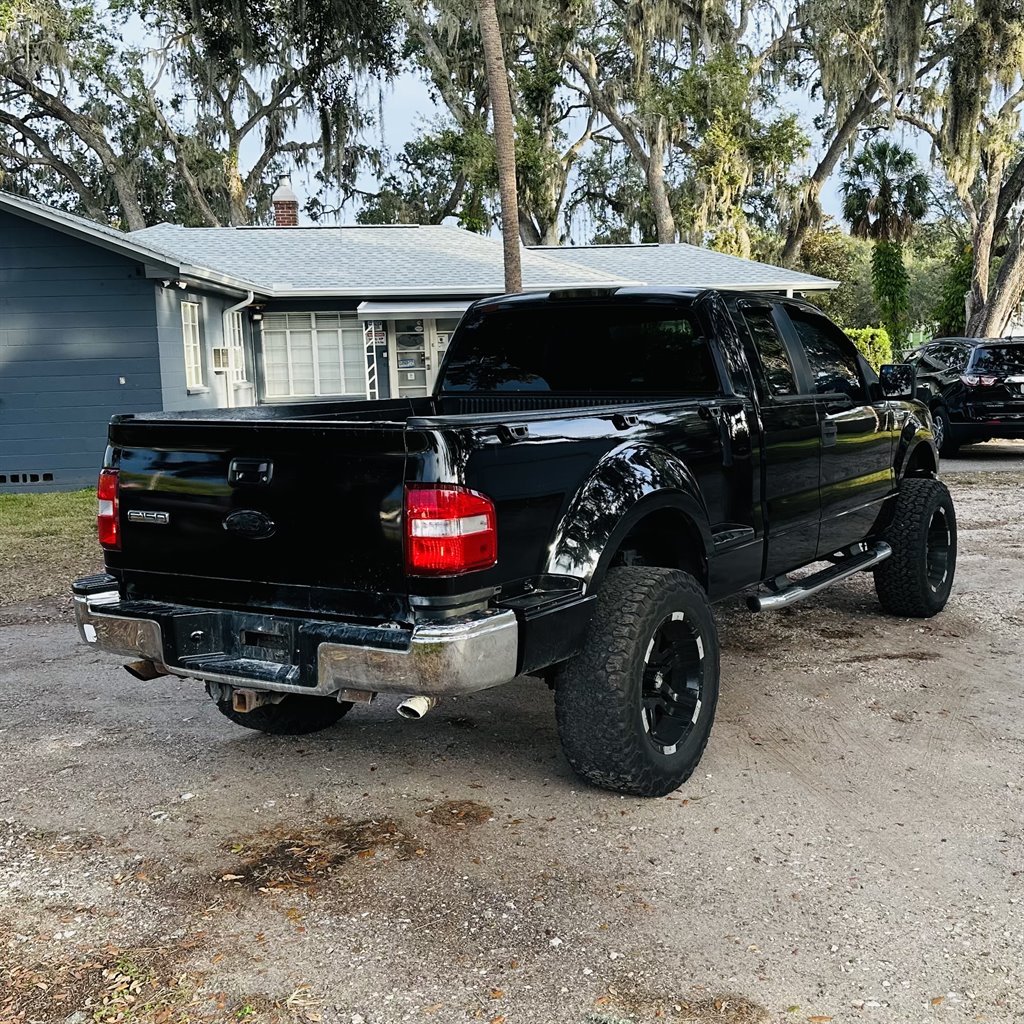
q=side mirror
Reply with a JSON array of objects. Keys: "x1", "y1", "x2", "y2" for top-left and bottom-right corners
[{"x1": 879, "y1": 363, "x2": 917, "y2": 400}]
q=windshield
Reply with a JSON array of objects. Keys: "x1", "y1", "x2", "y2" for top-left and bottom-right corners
[
  {"x1": 439, "y1": 301, "x2": 720, "y2": 395},
  {"x1": 970, "y1": 345, "x2": 1024, "y2": 376}
]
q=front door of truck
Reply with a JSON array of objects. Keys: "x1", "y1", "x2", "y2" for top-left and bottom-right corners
[
  {"x1": 779, "y1": 304, "x2": 894, "y2": 556},
  {"x1": 734, "y1": 300, "x2": 822, "y2": 578}
]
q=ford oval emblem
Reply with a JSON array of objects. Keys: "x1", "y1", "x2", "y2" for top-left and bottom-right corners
[{"x1": 223, "y1": 509, "x2": 276, "y2": 540}]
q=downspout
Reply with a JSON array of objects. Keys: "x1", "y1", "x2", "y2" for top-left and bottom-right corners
[{"x1": 222, "y1": 290, "x2": 255, "y2": 409}]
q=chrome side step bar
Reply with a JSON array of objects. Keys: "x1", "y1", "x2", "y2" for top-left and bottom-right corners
[{"x1": 747, "y1": 542, "x2": 892, "y2": 612}]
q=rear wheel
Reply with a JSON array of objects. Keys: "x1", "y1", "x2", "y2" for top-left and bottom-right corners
[
  {"x1": 874, "y1": 478, "x2": 957, "y2": 618},
  {"x1": 932, "y1": 406, "x2": 959, "y2": 457},
  {"x1": 208, "y1": 688, "x2": 353, "y2": 735},
  {"x1": 554, "y1": 567, "x2": 720, "y2": 798}
]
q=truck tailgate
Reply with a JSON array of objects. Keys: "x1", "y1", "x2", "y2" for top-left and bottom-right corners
[{"x1": 105, "y1": 418, "x2": 410, "y2": 616}]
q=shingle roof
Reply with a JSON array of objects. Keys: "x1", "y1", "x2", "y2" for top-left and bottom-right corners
[
  {"x1": 529, "y1": 242, "x2": 836, "y2": 292},
  {"x1": 1, "y1": 188, "x2": 835, "y2": 297},
  {"x1": 131, "y1": 223, "x2": 636, "y2": 296}
]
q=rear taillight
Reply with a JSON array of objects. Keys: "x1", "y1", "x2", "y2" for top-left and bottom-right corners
[
  {"x1": 961, "y1": 374, "x2": 999, "y2": 386},
  {"x1": 405, "y1": 485, "x2": 497, "y2": 576},
  {"x1": 97, "y1": 468, "x2": 120, "y2": 549}
]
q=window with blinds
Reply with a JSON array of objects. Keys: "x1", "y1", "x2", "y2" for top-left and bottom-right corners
[{"x1": 261, "y1": 312, "x2": 367, "y2": 398}]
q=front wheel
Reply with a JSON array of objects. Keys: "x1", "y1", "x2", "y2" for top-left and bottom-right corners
[
  {"x1": 874, "y1": 478, "x2": 957, "y2": 618},
  {"x1": 554, "y1": 567, "x2": 720, "y2": 798},
  {"x1": 208, "y1": 688, "x2": 353, "y2": 735}
]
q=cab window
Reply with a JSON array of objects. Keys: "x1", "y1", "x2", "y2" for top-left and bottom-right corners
[
  {"x1": 739, "y1": 305, "x2": 797, "y2": 397},
  {"x1": 787, "y1": 308, "x2": 866, "y2": 401}
]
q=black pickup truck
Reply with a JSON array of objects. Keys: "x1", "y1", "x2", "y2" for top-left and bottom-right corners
[{"x1": 74, "y1": 288, "x2": 957, "y2": 797}]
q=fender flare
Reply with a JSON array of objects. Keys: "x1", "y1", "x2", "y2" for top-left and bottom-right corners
[
  {"x1": 895, "y1": 410, "x2": 938, "y2": 479},
  {"x1": 542, "y1": 443, "x2": 713, "y2": 593}
]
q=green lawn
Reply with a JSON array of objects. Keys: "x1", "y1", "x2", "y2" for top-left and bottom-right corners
[{"x1": 0, "y1": 489, "x2": 103, "y2": 605}]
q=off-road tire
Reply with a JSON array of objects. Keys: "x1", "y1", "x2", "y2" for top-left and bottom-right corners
[
  {"x1": 874, "y1": 478, "x2": 957, "y2": 618},
  {"x1": 932, "y1": 406, "x2": 959, "y2": 457},
  {"x1": 209, "y1": 689, "x2": 353, "y2": 735},
  {"x1": 554, "y1": 566, "x2": 720, "y2": 798}
]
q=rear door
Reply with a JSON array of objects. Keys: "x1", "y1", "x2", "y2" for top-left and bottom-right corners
[
  {"x1": 733, "y1": 300, "x2": 821, "y2": 577},
  {"x1": 779, "y1": 304, "x2": 894, "y2": 556}
]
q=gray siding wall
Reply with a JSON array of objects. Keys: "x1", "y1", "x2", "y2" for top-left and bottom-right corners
[
  {"x1": 0, "y1": 210, "x2": 162, "y2": 491},
  {"x1": 156, "y1": 286, "x2": 256, "y2": 411}
]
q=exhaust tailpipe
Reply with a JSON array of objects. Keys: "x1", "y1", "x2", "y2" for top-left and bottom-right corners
[
  {"x1": 396, "y1": 695, "x2": 437, "y2": 720},
  {"x1": 124, "y1": 659, "x2": 168, "y2": 681}
]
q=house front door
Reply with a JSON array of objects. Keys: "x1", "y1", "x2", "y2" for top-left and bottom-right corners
[{"x1": 389, "y1": 317, "x2": 461, "y2": 398}]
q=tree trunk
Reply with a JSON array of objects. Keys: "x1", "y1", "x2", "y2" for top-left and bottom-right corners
[
  {"x1": 780, "y1": 88, "x2": 879, "y2": 266},
  {"x1": 964, "y1": 172, "x2": 1004, "y2": 336},
  {"x1": 966, "y1": 155, "x2": 1024, "y2": 336},
  {"x1": 6, "y1": 67, "x2": 148, "y2": 230},
  {"x1": 974, "y1": 229, "x2": 1024, "y2": 336},
  {"x1": 518, "y1": 208, "x2": 545, "y2": 246},
  {"x1": 647, "y1": 121, "x2": 676, "y2": 244},
  {"x1": 477, "y1": 0, "x2": 522, "y2": 293}
]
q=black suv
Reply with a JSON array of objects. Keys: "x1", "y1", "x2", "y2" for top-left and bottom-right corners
[{"x1": 907, "y1": 337, "x2": 1024, "y2": 455}]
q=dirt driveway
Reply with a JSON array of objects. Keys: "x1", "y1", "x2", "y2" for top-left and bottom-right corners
[{"x1": 1, "y1": 453, "x2": 1022, "y2": 1024}]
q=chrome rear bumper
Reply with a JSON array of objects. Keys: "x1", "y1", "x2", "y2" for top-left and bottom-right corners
[{"x1": 74, "y1": 587, "x2": 520, "y2": 698}]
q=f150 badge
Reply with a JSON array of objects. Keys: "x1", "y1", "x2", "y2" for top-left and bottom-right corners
[
  {"x1": 127, "y1": 510, "x2": 170, "y2": 525},
  {"x1": 223, "y1": 509, "x2": 276, "y2": 539}
]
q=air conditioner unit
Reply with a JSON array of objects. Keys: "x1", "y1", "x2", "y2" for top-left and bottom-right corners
[{"x1": 212, "y1": 347, "x2": 230, "y2": 372}]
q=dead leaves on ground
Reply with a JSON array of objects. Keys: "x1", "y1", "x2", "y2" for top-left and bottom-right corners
[
  {"x1": 425, "y1": 799, "x2": 494, "y2": 828},
  {"x1": 595, "y1": 990, "x2": 771, "y2": 1024},
  {"x1": 2, "y1": 942, "x2": 322, "y2": 1024},
  {"x1": 217, "y1": 816, "x2": 425, "y2": 896}
]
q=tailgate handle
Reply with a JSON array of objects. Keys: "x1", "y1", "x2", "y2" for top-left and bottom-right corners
[
  {"x1": 228, "y1": 458, "x2": 274, "y2": 485},
  {"x1": 497, "y1": 423, "x2": 529, "y2": 443}
]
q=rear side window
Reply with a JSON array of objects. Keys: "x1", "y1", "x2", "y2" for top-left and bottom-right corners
[
  {"x1": 440, "y1": 302, "x2": 720, "y2": 394},
  {"x1": 926, "y1": 343, "x2": 968, "y2": 371},
  {"x1": 739, "y1": 305, "x2": 797, "y2": 396},
  {"x1": 971, "y1": 345, "x2": 1024, "y2": 375},
  {"x1": 787, "y1": 308, "x2": 865, "y2": 400}
]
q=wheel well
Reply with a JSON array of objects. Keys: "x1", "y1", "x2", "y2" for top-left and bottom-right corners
[
  {"x1": 903, "y1": 442, "x2": 937, "y2": 478},
  {"x1": 608, "y1": 508, "x2": 708, "y2": 589}
]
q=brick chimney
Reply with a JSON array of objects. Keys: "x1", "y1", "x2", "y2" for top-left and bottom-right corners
[{"x1": 272, "y1": 176, "x2": 299, "y2": 227}]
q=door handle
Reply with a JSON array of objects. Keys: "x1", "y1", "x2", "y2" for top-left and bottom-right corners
[{"x1": 821, "y1": 420, "x2": 838, "y2": 447}]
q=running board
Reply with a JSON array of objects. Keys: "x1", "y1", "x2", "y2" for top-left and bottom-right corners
[{"x1": 747, "y1": 542, "x2": 892, "y2": 612}]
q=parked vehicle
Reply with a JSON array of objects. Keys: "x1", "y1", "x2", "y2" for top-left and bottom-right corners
[
  {"x1": 74, "y1": 288, "x2": 957, "y2": 797},
  {"x1": 906, "y1": 337, "x2": 1024, "y2": 455}
]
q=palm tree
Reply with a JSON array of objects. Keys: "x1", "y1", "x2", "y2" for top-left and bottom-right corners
[
  {"x1": 841, "y1": 140, "x2": 929, "y2": 351},
  {"x1": 477, "y1": 0, "x2": 522, "y2": 293}
]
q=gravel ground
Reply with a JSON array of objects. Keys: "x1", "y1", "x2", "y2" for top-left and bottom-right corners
[{"x1": 1, "y1": 450, "x2": 1022, "y2": 1024}]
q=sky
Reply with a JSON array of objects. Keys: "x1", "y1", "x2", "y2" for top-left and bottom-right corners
[
  {"x1": 324, "y1": 66, "x2": 936, "y2": 238},
  {"x1": 118, "y1": 9, "x2": 936, "y2": 240}
]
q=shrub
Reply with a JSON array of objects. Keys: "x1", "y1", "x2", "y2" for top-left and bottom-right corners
[{"x1": 846, "y1": 326, "x2": 893, "y2": 371}]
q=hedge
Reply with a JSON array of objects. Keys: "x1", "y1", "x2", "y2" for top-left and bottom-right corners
[{"x1": 846, "y1": 326, "x2": 893, "y2": 372}]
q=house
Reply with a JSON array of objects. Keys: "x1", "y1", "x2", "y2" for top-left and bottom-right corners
[{"x1": 0, "y1": 185, "x2": 834, "y2": 491}]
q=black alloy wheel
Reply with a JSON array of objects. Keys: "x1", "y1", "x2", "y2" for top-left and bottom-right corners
[{"x1": 640, "y1": 611, "x2": 707, "y2": 756}]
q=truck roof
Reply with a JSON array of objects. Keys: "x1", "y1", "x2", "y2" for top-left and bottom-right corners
[{"x1": 469, "y1": 285, "x2": 819, "y2": 310}]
